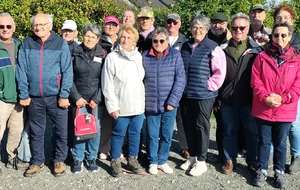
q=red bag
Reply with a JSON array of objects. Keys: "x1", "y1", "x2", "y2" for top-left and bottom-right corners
[{"x1": 74, "y1": 107, "x2": 98, "y2": 141}]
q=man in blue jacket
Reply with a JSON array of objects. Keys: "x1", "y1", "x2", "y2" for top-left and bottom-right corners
[{"x1": 16, "y1": 13, "x2": 73, "y2": 177}]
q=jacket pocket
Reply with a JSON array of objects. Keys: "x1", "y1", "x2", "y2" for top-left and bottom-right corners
[{"x1": 57, "y1": 74, "x2": 61, "y2": 89}]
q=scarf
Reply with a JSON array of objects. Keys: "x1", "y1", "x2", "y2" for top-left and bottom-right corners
[
  {"x1": 139, "y1": 25, "x2": 155, "y2": 39},
  {"x1": 265, "y1": 42, "x2": 296, "y2": 67}
]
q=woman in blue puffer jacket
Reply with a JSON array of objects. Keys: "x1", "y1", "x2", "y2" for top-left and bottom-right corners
[{"x1": 142, "y1": 27, "x2": 185, "y2": 175}]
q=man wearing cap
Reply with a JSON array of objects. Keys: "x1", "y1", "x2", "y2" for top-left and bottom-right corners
[
  {"x1": 248, "y1": 4, "x2": 271, "y2": 46},
  {"x1": 207, "y1": 12, "x2": 231, "y2": 163},
  {"x1": 100, "y1": 15, "x2": 120, "y2": 53},
  {"x1": 61, "y1": 19, "x2": 80, "y2": 52},
  {"x1": 165, "y1": 12, "x2": 189, "y2": 159},
  {"x1": 208, "y1": 12, "x2": 231, "y2": 45},
  {"x1": 136, "y1": 6, "x2": 155, "y2": 52},
  {"x1": 121, "y1": 10, "x2": 135, "y2": 27}
]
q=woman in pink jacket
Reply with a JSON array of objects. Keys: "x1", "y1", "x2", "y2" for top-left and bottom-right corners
[{"x1": 251, "y1": 22, "x2": 300, "y2": 189}]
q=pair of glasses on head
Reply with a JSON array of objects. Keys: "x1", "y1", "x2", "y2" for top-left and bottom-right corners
[
  {"x1": 231, "y1": 26, "x2": 247, "y2": 31},
  {"x1": 33, "y1": 22, "x2": 49, "y2": 28},
  {"x1": 167, "y1": 20, "x2": 178, "y2": 25},
  {"x1": 153, "y1": 39, "x2": 165, "y2": 44},
  {"x1": 0, "y1": 25, "x2": 12, "y2": 29},
  {"x1": 273, "y1": 33, "x2": 288, "y2": 39}
]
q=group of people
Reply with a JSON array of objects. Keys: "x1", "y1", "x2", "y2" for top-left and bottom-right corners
[{"x1": 0, "y1": 3, "x2": 300, "y2": 189}]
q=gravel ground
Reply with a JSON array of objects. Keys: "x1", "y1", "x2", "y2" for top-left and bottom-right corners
[{"x1": 1, "y1": 118, "x2": 300, "y2": 190}]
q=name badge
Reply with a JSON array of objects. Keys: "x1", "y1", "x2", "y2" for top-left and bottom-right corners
[{"x1": 93, "y1": 57, "x2": 102, "y2": 63}]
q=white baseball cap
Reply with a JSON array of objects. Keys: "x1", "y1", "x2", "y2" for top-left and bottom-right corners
[{"x1": 61, "y1": 20, "x2": 77, "y2": 30}]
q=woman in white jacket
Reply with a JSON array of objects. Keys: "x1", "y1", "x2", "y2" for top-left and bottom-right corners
[{"x1": 101, "y1": 25, "x2": 145, "y2": 177}]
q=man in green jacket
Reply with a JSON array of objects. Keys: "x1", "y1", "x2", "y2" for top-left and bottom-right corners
[{"x1": 0, "y1": 13, "x2": 23, "y2": 172}]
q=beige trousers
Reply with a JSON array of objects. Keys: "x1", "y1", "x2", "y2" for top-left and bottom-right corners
[{"x1": 0, "y1": 100, "x2": 24, "y2": 159}]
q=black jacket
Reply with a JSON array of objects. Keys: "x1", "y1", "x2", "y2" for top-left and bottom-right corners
[
  {"x1": 137, "y1": 32, "x2": 153, "y2": 52},
  {"x1": 172, "y1": 32, "x2": 189, "y2": 50},
  {"x1": 70, "y1": 43, "x2": 106, "y2": 105},
  {"x1": 219, "y1": 37, "x2": 262, "y2": 107}
]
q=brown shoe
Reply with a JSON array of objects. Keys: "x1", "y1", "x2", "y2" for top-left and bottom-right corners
[
  {"x1": 54, "y1": 162, "x2": 66, "y2": 177},
  {"x1": 222, "y1": 160, "x2": 234, "y2": 175},
  {"x1": 24, "y1": 164, "x2": 44, "y2": 177},
  {"x1": 182, "y1": 148, "x2": 190, "y2": 159}
]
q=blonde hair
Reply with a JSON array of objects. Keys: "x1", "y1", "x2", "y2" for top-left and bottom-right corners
[{"x1": 118, "y1": 24, "x2": 139, "y2": 46}]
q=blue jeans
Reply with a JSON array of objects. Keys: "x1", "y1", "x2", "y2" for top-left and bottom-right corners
[
  {"x1": 289, "y1": 100, "x2": 300, "y2": 157},
  {"x1": 146, "y1": 109, "x2": 177, "y2": 165},
  {"x1": 110, "y1": 113, "x2": 144, "y2": 159},
  {"x1": 221, "y1": 103, "x2": 258, "y2": 164},
  {"x1": 256, "y1": 118, "x2": 291, "y2": 171},
  {"x1": 72, "y1": 105, "x2": 104, "y2": 161},
  {"x1": 28, "y1": 96, "x2": 68, "y2": 165}
]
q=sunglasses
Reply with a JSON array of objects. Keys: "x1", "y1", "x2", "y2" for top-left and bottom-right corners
[
  {"x1": 0, "y1": 25, "x2": 12, "y2": 29},
  {"x1": 167, "y1": 20, "x2": 178, "y2": 25},
  {"x1": 273, "y1": 33, "x2": 288, "y2": 39},
  {"x1": 153, "y1": 39, "x2": 165, "y2": 44},
  {"x1": 231, "y1": 26, "x2": 247, "y2": 31}
]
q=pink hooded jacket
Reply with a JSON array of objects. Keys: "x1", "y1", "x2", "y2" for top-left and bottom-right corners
[{"x1": 251, "y1": 49, "x2": 300, "y2": 122}]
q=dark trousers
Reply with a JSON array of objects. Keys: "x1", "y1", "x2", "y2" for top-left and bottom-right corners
[
  {"x1": 256, "y1": 118, "x2": 291, "y2": 171},
  {"x1": 214, "y1": 109, "x2": 224, "y2": 160},
  {"x1": 28, "y1": 96, "x2": 68, "y2": 165},
  {"x1": 181, "y1": 97, "x2": 215, "y2": 161}
]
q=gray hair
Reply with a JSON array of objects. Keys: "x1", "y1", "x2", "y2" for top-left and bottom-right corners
[
  {"x1": 272, "y1": 22, "x2": 294, "y2": 36},
  {"x1": 231, "y1": 12, "x2": 250, "y2": 26},
  {"x1": 83, "y1": 24, "x2": 102, "y2": 38},
  {"x1": 0, "y1": 12, "x2": 15, "y2": 25},
  {"x1": 30, "y1": 14, "x2": 53, "y2": 25},
  {"x1": 151, "y1": 27, "x2": 169, "y2": 40},
  {"x1": 190, "y1": 12, "x2": 210, "y2": 30}
]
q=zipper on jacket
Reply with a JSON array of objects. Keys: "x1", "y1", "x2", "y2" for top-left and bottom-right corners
[{"x1": 39, "y1": 42, "x2": 44, "y2": 97}]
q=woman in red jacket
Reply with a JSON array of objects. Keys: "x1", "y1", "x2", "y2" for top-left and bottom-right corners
[{"x1": 251, "y1": 22, "x2": 300, "y2": 189}]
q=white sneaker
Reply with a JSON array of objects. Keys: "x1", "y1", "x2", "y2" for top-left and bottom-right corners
[
  {"x1": 149, "y1": 164, "x2": 158, "y2": 175},
  {"x1": 180, "y1": 156, "x2": 196, "y2": 171},
  {"x1": 158, "y1": 163, "x2": 173, "y2": 174},
  {"x1": 99, "y1": 152, "x2": 108, "y2": 160},
  {"x1": 189, "y1": 161, "x2": 208, "y2": 176}
]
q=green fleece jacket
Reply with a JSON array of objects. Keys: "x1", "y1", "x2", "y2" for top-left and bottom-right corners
[{"x1": 0, "y1": 39, "x2": 21, "y2": 103}]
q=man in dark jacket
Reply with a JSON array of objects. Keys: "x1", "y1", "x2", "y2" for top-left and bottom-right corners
[
  {"x1": 219, "y1": 13, "x2": 262, "y2": 175},
  {"x1": 136, "y1": 6, "x2": 155, "y2": 52},
  {"x1": 208, "y1": 12, "x2": 231, "y2": 45},
  {"x1": 61, "y1": 19, "x2": 80, "y2": 52},
  {"x1": 16, "y1": 13, "x2": 73, "y2": 177},
  {"x1": 165, "y1": 12, "x2": 189, "y2": 158}
]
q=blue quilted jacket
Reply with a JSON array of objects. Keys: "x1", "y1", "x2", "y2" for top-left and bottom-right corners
[
  {"x1": 16, "y1": 31, "x2": 73, "y2": 99},
  {"x1": 142, "y1": 46, "x2": 185, "y2": 113}
]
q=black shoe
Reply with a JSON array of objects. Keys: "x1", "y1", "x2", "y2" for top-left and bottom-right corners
[
  {"x1": 288, "y1": 156, "x2": 300, "y2": 174},
  {"x1": 248, "y1": 162, "x2": 258, "y2": 176},
  {"x1": 275, "y1": 171, "x2": 287, "y2": 189},
  {"x1": 73, "y1": 160, "x2": 83, "y2": 174},
  {"x1": 253, "y1": 170, "x2": 267, "y2": 187},
  {"x1": 86, "y1": 159, "x2": 98, "y2": 172}
]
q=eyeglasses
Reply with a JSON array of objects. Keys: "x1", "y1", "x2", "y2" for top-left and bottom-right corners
[
  {"x1": 273, "y1": 33, "x2": 288, "y2": 39},
  {"x1": 153, "y1": 39, "x2": 165, "y2": 44},
  {"x1": 275, "y1": 16, "x2": 290, "y2": 21},
  {"x1": 0, "y1": 25, "x2": 12, "y2": 29},
  {"x1": 33, "y1": 23, "x2": 50, "y2": 28},
  {"x1": 167, "y1": 20, "x2": 178, "y2": 25},
  {"x1": 231, "y1": 26, "x2": 247, "y2": 31}
]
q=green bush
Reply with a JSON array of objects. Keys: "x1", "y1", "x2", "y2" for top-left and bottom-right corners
[{"x1": 0, "y1": 0, "x2": 298, "y2": 40}]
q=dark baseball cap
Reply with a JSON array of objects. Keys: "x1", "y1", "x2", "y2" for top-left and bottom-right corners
[
  {"x1": 210, "y1": 12, "x2": 228, "y2": 22},
  {"x1": 250, "y1": 4, "x2": 265, "y2": 11}
]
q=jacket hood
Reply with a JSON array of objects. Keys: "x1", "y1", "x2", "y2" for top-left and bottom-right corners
[{"x1": 113, "y1": 44, "x2": 140, "y2": 60}]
